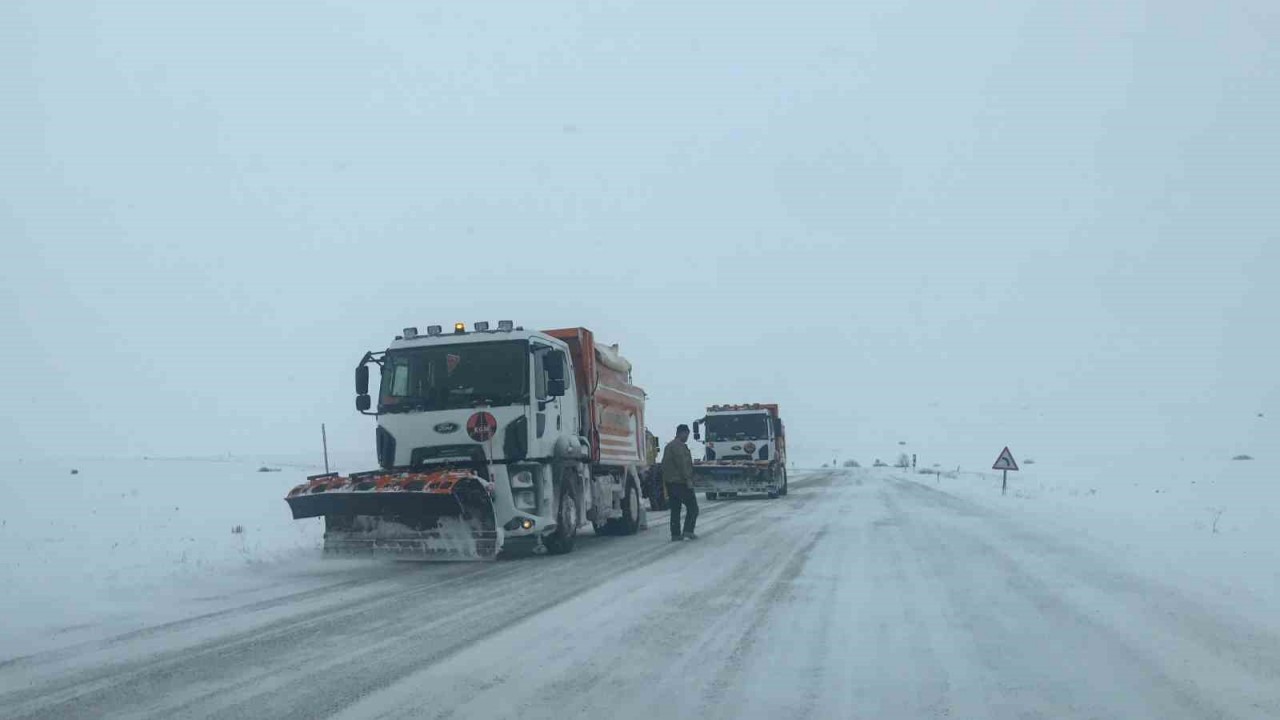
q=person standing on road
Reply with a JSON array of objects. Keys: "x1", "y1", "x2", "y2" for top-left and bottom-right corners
[{"x1": 662, "y1": 424, "x2": 698, "y2": 541}]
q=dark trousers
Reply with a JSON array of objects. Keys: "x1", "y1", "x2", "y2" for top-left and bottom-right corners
[{"x1": 667, "y1": 483, "x2": 699, "y2": 537}]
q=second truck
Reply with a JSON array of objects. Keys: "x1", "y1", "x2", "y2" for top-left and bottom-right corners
[{"x1": 691, "y1": 403, "x2": 789, "y2": 500}]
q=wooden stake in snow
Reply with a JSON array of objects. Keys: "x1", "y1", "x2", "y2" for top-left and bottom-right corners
[
  {"x1": 321, "y1": 423, "x2": 330, "y2": 474},
  {"x1": 992, "y1": 446, "x2": 1018, "y2": 495}
]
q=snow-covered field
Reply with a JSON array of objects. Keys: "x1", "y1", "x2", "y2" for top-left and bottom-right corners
[
  {"x1": 0, "y1": 458, "x2": 330, "y2": 656},
  {"x1": 897, "y1": 451, "x2": 1280, "y2": 636}
]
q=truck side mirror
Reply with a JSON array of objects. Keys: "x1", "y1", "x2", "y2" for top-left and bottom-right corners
[
  {"x1": 546, "y1": 351, "x2": 566, "y2": 397},
  {"x1": 356, "y1": 394, "x2": 371, "y2": 412},
  {"x1": 692, "y1": 421, "x2": 701, "y2": 441},
  {"x1": 355, "y1": 365, "x2": 370, "y2": 395}
]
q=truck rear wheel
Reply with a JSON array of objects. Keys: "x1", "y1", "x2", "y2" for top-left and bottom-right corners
[
  {"x1": 649, "y1": 492, "x2": 667, "y2": 512},
  {"x1": 544, "y1": 475, "x2": 579, "y2": 555},
  {"x1": 605, "y1": 481, "x2": 641, "y2": 535},
  {"x1": 644, "y1": 467, "x2": 668, "y2": 511}
]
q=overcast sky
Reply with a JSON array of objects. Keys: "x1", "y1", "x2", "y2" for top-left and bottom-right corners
[{"x1": 3, "y1": 1, "x2": 1276, "y2": 469}]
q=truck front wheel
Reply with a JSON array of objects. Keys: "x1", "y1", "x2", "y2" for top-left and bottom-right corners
[{"x1": 544, "y1": 474, "x2": 579, "y2": 555}]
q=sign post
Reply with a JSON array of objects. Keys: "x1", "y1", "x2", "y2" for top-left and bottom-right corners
[
  {"x1": 992, "y1": 446, "x2": 1018, "y2": 495},
  {"x1": 321, "y1": 423, "x2": 330, "y2": 474}
]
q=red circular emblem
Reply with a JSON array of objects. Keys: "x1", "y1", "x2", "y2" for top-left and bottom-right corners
[{"x1": 466, "y1": 412, "x2": 498, "y2": 442}]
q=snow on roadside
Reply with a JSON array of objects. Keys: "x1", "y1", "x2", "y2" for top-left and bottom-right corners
[
  {"x1": 0, "y1": 458, "x2": 328, "y2": 657},
  {"x1": 891, "y1": 452, "x2": 1280, "y2": 633}
]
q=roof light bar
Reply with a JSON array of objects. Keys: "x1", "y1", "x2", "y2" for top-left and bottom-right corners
[
  {"x1": 426, "y1": 325, "x2": 442, "y2": 336},
  {"x1": 474, "y1": 321, "x2": 490, "y2": 332},
  {"x1": 497, "y1": 320, "x2": 514, "y2": 331},
  {"x1": 403, "y1": 327, "x2": 418, "y2": 339}
]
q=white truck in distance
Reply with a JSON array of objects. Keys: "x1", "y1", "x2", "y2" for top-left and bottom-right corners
[
  {"x1": 691, "y1": 403, "x2": 789, "y2": 500},
  {"x1": 285, "y1": 323, "x2": 648, "y2": 560}
]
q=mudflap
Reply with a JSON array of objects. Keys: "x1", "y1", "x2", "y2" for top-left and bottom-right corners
[{"x1": 285, "y1": 471, "x2": 502, "y2": 561}]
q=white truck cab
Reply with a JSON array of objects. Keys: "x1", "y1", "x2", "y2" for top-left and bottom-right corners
[{"x1": 691, "y1": 403, "x2": 788, "y2": 500}]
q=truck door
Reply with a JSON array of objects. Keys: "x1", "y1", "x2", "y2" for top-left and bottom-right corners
[{"x1": 533, "y1": 345, "x2": 565, "y2": 440}]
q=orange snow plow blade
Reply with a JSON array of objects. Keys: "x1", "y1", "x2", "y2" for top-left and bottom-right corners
[{"x1": 285, "y1": 469, "x2": 501, "y2": 560}]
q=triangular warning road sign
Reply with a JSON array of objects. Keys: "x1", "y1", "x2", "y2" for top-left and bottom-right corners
[{"x1": 992, "y1": 446, "x2": 1019, "y2": 471}]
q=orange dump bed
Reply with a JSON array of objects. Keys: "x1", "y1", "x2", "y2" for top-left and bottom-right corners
[{"x1": 545, "y1": 328, "x2": 645, "y2": 467}]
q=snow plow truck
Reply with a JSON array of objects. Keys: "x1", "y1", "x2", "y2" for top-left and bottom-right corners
[
  {"x1": 285, "y1": 322, "x2": 648, "y2": 560},
  {"x1": 691, "y1": 403, "x2": 788, "y2": 500}
]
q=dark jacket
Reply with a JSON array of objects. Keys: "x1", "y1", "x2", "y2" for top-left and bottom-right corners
[{"x1": 661, "y1": 439, "x2": 694, "y2": 485}]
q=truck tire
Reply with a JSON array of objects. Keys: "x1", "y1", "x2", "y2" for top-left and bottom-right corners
[
  {"x1": 706, "y1": 492, "x2": 718, "y2": 501},
  {"x1": 544, "y1": 474, "x2": 579, "y2": 555},
  {"x1": 644, "y1": 468, "x2": 669, "y2": 511},
  {"x1": 780, "y1": 470, "x2": 789, "y2": 496},
  {"x1": 649, "y1": 492, "x2": 667, "y2": 512},
  {"x1": 606, "y1": 481, "x2": 641, "y2": 535}
]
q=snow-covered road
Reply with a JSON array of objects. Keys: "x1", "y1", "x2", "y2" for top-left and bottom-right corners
[{"x1": 3, "y1": 469, "x2": 1278, "y2": 719}]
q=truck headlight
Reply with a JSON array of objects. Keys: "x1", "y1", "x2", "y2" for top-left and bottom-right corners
[{"x1": 511, "y1": 470, "x2": 534, "y2": 488}]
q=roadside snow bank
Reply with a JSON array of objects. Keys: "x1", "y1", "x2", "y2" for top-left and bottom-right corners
[
  {"x1": 0, "y1": 458, "x2": 326, "y2": 655},
  {"x1": 892, "y1": 453, "x2": 1280, "y2": 632}
]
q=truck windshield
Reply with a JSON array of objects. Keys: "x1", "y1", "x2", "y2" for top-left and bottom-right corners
[
  {"x1": 379, "y1": 341, "x2": 529, "y2": 412},
  {"x1": 704, "y1": 413, "x2": 770, "y2": 441}
]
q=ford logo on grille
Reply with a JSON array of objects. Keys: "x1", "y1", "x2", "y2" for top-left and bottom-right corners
[{"x1": 434, "y1": 422, "x2": 459, "y2": 434}]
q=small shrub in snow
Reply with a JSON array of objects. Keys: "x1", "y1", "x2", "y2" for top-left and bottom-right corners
[
  {"x1": 895, "y1": 453, "x2": 910, "y2": 468},
  {"x1": 1024, "y1": 458, "x2": 1036, "y2": 465},
  {"x1": 873, "y1": 459, "x2": 888, "y2": 467},
  {"x1": 231, "y1": 525, "x2": 244, "y2": 535},
  {"x1": 70, "y1": 469, "x2": 79, "y2": 475},
  {"x1": 257, "y1": 466, "x2": 281, "y2": 473},
  {"x1": 1231, "y1": 454, "x2": 1253, "y2": 461},
  {"x1": 1209, "y1": 508, "x2": 1225, "y2": 534},
  {"x1": 842, "y1": 460, "x2": 860, "y2": 468}
]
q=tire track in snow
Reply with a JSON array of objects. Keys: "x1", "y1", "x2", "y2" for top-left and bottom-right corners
[
  {"x1": 695, "y1": 526, "x2": 829, "y2": 717},
  {"x1": 0, "y1": 561, "x2": 486, "y2": 672},
  {"x1": 891, "y1": 474, "x2": 1280, "y2": 698},
  {"x1": 884, "y1": 474, "x2": 1275, "y2": 719},
  {"x1": 327, "y1": 471, "x2": 847, "y2": 720},
  {"x1": 1, "y1": 474, "x2": 831, "y2": 720}
]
